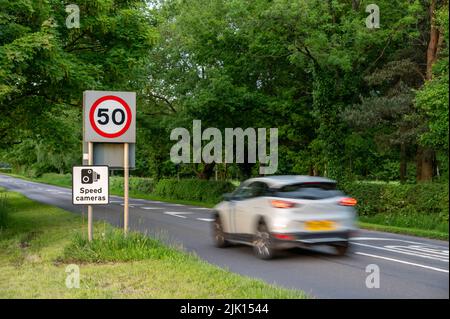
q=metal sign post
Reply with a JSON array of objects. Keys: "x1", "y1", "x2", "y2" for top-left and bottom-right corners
[
  {"x1": 88, "y1": 142, "x2": 93, "y2": 241},
  {"x1": 124, "y1": 142, "x2": 129, "y2": 234},
  {"x1": 82, "y1": 90, "x2": 136, "y2": 237}
]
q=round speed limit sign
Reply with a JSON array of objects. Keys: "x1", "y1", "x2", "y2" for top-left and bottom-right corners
[{"x1": 89, "y1": 95, "x2": 132, "y2": 138}]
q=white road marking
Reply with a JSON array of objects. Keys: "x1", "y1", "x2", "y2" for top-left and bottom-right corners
[
  {"x1": 197, "y1": 218, "x2": 214, "y2": 222},
  {"x1": 351, "y1": 237, "x2": 447, "y2": 249},
  {"x1": 351, "y1": 242, "x2": 449, "y2": 262},
  {"x1": 384, "y1": 245, "x2": 448, "y2": 261},
  {"x1": 354, "y1": 252, "x2": 449, "y2": 273},
  {"x1": 191, "y1": 207, "x2": 212, "y2": 210},
  {"x1": 166, "y1": 203, "x2": 185, "y2": 207},
  {"x1": 164, "y1": 211, "x2": 192, "y2": 219},
  {"x1": 141, "y1": 207, "x2": 160, "y2": 210}
]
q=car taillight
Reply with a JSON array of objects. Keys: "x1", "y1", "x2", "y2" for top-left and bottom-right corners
[
  {"x1": 271, "y1": 200, "x2": 296, "y2": 208},
  {"x1": 339, "y1": 197, "x2": 357, "y2": 206},
  {"x1": 273, "y1": 234, "x2": 295, "y2": 240}
]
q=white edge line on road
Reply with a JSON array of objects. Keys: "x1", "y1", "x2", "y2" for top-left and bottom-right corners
[
  {"x1": 354, "y1": 252, "x2": 449, "y2": 274},
  {"x1": 197, "y1": 218, "x2": 214, "y2": 222},
  {"x1": 351, "y1": 242, "x2": 449, "y2": 262},
  {"x1": 141, "y1": 207, "x2": 159, "y2": 210}
]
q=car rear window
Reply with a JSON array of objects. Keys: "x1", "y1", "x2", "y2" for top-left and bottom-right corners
[{"x1": 274, "y1": 182, "x2": 344, "y2": 200}]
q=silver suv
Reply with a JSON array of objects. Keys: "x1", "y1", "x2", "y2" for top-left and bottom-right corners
[{"x1": 212, "y1": 175, "x2": 358, "y2": 259}]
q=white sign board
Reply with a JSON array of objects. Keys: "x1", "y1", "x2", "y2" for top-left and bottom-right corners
[
  {"x1": 73, "y1": 166, "x2": 109, "y2": 205},
  {"x1": 83, "y1": 91, "x2": 136, "y2": 143}
]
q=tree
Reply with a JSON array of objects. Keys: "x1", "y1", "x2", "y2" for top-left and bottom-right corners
[{"x1": 0, "y1": 0, "x2": 157, "y2": 174}]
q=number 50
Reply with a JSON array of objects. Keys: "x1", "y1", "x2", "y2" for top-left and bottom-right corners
[{"x1": 97, "y1": 108, "x2": 126, "y2": 125}]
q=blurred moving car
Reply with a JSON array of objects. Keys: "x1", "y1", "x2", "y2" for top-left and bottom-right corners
[{"x1": 212, "y1": 175, "x2": 358, "y2": 259}]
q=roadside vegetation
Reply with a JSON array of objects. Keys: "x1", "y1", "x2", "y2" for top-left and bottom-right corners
[
  {"x1": 0, "y1": 188, "x2": 307, "y2": 298},
  {"x1": 4, "y1": 172, "x2": 448, "y2": 240}
]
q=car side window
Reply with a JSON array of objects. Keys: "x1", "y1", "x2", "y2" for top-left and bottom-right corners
[
  {"x1": 233, "y1": 183, "x2": 253, "y2": 200},
  {"x1": 250, "y1": 182, "x2": 269, "y2": 197},
  {"x1": 233, "y1": 181, "x2": 268, "y2": 200}
]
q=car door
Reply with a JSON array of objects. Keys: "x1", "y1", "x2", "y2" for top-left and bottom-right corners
[
  {"x1": 234, "y1": 182, "x2": 269, "y2": 236},
  {"x1": 225, "y1": 181, "x2": 252, "y2": 234}
]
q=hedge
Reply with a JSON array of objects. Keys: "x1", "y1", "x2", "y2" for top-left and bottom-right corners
[
  {"x1": 340, "y1": 181, "x2": 449, "y2": 222},
  {"x1": 153, "y1": 179, "x2": 235, "y2": 204},
  {"x1": 110, "y1": 176, "x2": 155, "y2": 194}
]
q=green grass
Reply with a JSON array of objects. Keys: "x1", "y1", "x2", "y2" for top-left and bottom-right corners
[
  {"x1": 358, "y1": 222, "x2": 448, "y2": 240},
  {"x1": 0, "y1": 188, "x2": 308, "y2": 299},
  {"x1": 0, "y1": 191, "x2": 8, "y2": 229},
  {"x1": 2, "y1": 172, "x2": 448, "y2": 240}
]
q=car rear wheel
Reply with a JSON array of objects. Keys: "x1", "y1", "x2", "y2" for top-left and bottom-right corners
[
  {"x1": 213, "y1": 215, "x2": 229, "y2": 248},
  {"x1": 333, "y1": 242, "x2": 349, "y2": 256},
  {"x1": 253, "y1": 223, "x2": 275, "y2": 260}
]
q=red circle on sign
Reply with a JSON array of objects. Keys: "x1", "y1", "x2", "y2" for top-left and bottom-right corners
[{"x1": 89, "y1": 95, "x2": 132, "y2": 138}]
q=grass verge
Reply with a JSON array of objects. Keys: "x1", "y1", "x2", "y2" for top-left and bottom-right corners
[
  {"x1": 0, "y1": 188, "x2": 307, "y2": 298},
  {"x1": 357, "y1": 222, "x2": 448, "y2": 240}
]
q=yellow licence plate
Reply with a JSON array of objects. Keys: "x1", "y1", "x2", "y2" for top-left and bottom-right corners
[{"x1": 305, "y1": 220, "x2": 336, "y2": 231}]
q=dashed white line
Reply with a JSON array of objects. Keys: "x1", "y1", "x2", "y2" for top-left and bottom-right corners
[
  {"x1": 164, "y1": 211, "x2": 192, "y2": 218},
  {"x1": 197, "y1": 218, "x2": 214, "y2": 222},
  {"x1": 141, "y1": 207, "x2": 160, "y2": 210},
  {"x1": 354, "y1": 252, "x2": 449, "y2": 273}
]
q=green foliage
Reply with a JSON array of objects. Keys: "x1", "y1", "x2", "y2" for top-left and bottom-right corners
[
  {"x1": 1, "y1": 0, "x2": 448, "y2": 185},
  {"x1": 110, "y1": 176, "x2": 155, "y2": 194},
  {"x1": 415, "y1": 3, "x2": 449, "y2": 154},
  {"x1": 62, "y1": 228, "x2": 182, "y2": 263},
  {"x1": 154, "y1": 179, "x2": 235, "y2": 203},
  {"x1": 0, "y1": 191, "x2": 9, "y2": 229},
  {"x1": 0, "y1": 0, "x2": 157, "y2": 170},
  {"x1": 341, "y1": 181, "x2": 449, "y2": 231}
]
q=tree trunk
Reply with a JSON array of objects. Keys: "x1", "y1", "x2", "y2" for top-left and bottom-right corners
[
  {"x1": 426, "y1": 0, "x2": 440, "y2": 80},
  {"x1": 197, "y1": 163, "x2": 216, "y2": 180},
  {"x1": 415, "y1": 0, "x2": 440, "y2": 182},
  {"x1": 400, "y1": 143, "x2": 407, "y2": 183},
  {"x1": 416, "y1": 146, "x2": 435, "y2": 181}
]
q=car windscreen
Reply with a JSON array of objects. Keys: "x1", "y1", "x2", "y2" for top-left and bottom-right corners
[{"x1": 273, "y1": 182, "x2": 344, "y2": 200}]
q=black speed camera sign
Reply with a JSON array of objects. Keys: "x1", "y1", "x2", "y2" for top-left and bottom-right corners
[{"x1": 83, "y1": 91, "x2": 136, "y2": 143}]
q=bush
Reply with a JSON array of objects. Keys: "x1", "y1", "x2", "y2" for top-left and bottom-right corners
[
  {"x1": 340, "y1": 181, "x2": 449, "y2": 224},
  {"x1": 0, "y1": 168, "x2": 12, "y2": 174},
  {"x1": 154, "y1": 179, "x2": 235, "y2": 204},
  {"x1": 62, "y1": 228, "x2": 182, "y2": 263},
  {"x1": 110, "y1": 176, "x2": 155, "y2": 194}
]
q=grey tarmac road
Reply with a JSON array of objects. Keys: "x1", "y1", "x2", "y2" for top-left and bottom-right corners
[{"x1": 0, "y1": 174, "x2": 448, "y2": 299}]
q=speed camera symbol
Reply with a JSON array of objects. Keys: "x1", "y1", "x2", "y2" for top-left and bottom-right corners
[{"x1": 81, "y1": 169, "x2": 101, "y2": 184}]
